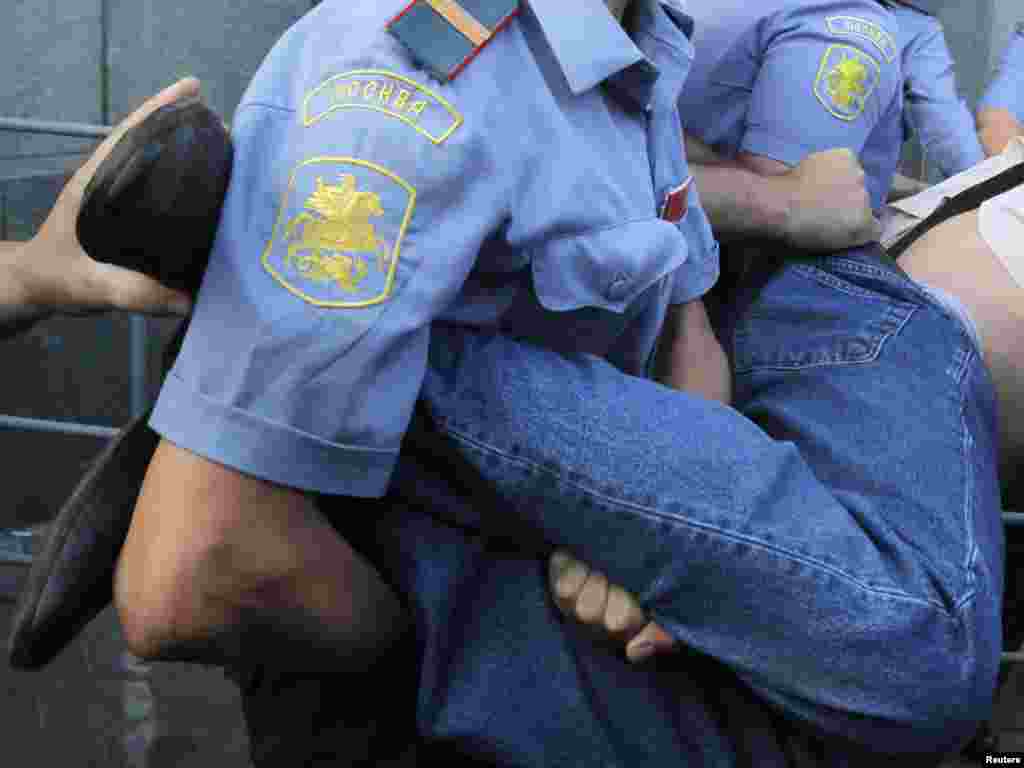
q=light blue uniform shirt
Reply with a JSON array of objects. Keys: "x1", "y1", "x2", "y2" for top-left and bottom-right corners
[
  {"x1": 150, "y1": 0, "x2": 719, "y2": 500},
  {"x1": 891, "y1": 2, "x2": 985, "y2": 177},
  {"x1": 979, "y1": 22, "x2": 1024, "y2": 122},
  {"x1": 677, "y1": 0, "x2": 903, "y2": 210}
]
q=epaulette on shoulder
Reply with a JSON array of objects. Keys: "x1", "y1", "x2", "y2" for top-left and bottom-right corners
[
  {"x1": 386, "y1": 0, "x2": 520, "y2": 83},
  {"x1": 883, "y1": 0, "x2": 935, "y2": 17}
]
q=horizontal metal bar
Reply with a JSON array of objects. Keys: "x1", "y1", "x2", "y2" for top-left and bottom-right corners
[
  {"x1": 1003, "y1": 512, "x2": 1024, "y2": 527},
  {"x1": 1002, "y1": 652, "x2": 1024, "y2": 665},
  {"x1": 0, "y1": 117, "x2": 111, "y2": 139},
  {"x1": 0, "y1": 528, "x2": 34, "y2": 565},
  {"x1": 0, "y1": 414, "x2": 119, "y2": 439}
]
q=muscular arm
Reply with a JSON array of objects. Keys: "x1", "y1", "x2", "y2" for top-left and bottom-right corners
[
  {"x1": 653, "y1": 299, "x2": 730, "y2": 404},
  {"x1": 0, "y1": 241, "x2": 50, "y2": 339},
  {"x1": 686, "y1": 135, "x2": 880, "y2": 250},
  {"x1": 115, "y1": 438, "x2": 407, "y2": 667},
  {"x1": 686, "y1": 143, "x2": 790, "y2": 242},
  {"x1": 901, "y1": 20, "x2": 986, "y2": 177},
  {"x1": 977, "y1": 27, "x2": 1024, "y2": 157}
]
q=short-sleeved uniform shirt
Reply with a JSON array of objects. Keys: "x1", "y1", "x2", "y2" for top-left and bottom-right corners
[
  {"x1": 146, "y1": 4, "x2": 929, "y2": 765},
  {"x1": 676, "y1": 0, "x2": 903, "y2": 210},
  {"x1": 890, "y1": 2, "x2": 985, "y2": 177},
  {"x1": 151, "y1": 0, "x2": 719, "y2": 499},
  {"x1": 979, "y1": 22, "x2": 1024, "y2": 123}
]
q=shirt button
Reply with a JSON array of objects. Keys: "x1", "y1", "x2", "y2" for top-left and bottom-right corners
[{"x1": 606, "y1": 274, "x2": 631, "y2": 302}]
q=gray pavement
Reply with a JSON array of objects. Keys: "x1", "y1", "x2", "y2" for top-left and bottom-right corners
[{"x1": 0, "y1": 556, "x2": 251, "y2": 768}]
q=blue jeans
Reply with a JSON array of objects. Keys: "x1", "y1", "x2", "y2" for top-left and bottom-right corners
[{"x1": 239, "y1": 245, "x2": 1004, "y2": 765}]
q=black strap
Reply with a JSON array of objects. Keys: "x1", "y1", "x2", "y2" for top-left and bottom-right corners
[{"x1": 888, "y1": 160, "x2": 1024, "y2": 259}]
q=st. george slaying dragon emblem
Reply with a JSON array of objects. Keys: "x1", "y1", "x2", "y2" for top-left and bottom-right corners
[
  {"x1": 263, "y1": 157, "x2": 416, "y2": 309},
  {"x1": 282, "y1": 174, "x2": 393, "y2": 293},
  {"x1": 815, "y1": 44, "x2": 881, "y2": 122}
]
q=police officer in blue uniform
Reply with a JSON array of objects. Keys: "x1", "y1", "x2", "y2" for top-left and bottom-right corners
[
  {"x1": 887, "y1": 0, "x2": 988, "y2": 177},
  {"x1": 678, "y1": 0, "x2": 904, "y2": 211},
  {"x1": 116, "y1": 0, "x2": 727, "y2": 681},
  {"x1": 978, "y1": 21, "x2": 1024, "y2": 156},
  {"x1": 110, "y1": 1, "x2": 1001, "y2": 765}
]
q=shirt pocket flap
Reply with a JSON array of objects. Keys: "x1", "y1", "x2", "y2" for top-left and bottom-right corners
[{"x1": 529, "y1": 219, "x2": 689, "y2": 314}]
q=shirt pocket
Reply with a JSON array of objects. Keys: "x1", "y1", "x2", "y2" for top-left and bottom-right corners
[
  {"x1": 528, "y1": 218, "x2": 689, "y2": 314},
  {"x1": 733, "y1": 261, "x2": 917, "y2": 374}
]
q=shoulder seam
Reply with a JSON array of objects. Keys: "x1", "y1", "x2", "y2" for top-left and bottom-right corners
[{"x1": 237, "y1": 101, "x2": 298, "y2": 116}]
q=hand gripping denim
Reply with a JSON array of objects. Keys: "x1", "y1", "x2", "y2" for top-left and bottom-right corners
[{"x1": 407, "y1": 243, "x2": 1003, "y2": 761}]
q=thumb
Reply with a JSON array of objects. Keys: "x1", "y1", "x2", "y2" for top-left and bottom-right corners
[
  {"x1": 87, "y1": 261, "x2": 193, "y2": 316},
  {"x1": 625, "y1": 621, "x2": 677, "y2": 664}
]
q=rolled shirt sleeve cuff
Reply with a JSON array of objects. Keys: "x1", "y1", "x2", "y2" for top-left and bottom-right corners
[
  {"x1": 740, "y1": 129, "x2": 809, "y2": 169},
  {"x1": 978, "y1": 76, "x2": 1024, "y2": 120},
  {"x1": 979, "y1": 29, "x2": 1024, "y2": 119},
  {"x1": 670, "y1": 239, "x2": 720, "y2": 304},
  {"x1": 149, "y1": 371, "x2": 398, "y2": 498}
]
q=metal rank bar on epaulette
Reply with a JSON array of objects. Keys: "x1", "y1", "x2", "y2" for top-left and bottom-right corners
[{"x1": 387, "y1": 0, "x2": 520, "y2": 83}]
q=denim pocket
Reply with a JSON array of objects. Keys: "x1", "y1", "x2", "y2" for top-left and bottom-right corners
[{"x1": 733, "y1": 260, "x2": 918, "y2": 374}]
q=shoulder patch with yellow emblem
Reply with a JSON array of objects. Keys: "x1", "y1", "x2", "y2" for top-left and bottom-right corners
[
  {"x1": 825, "y1": 16, "x2": 897, "y2": 63},
  {"x1": 814, "y1": 44, "x2": 881, "y2": 122},
  {"x1": 262, "y1": 158, "x2": 416, "y2": 308},
  {"x1": 386, "y1": 0, "x2": 520, "y2": 82},
  {"x1": 303, "y1": 69, "x2": 463, "y2": 144}
]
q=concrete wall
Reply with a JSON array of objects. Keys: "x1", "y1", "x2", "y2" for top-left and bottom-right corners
[
  {"x1": 0, "y1": 1, "x2": 318, "y2": 529},
  {"x1": 989, "y1": 0, "x2": 1021, "y2": 75},
  {"x1": 933, "y1": 0, "x2": 995, "y2": 106}
]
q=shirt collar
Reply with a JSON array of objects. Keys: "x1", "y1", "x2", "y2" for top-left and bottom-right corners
[
  {"x1": 626, "y1": 0, "x2": 694, "y2": 105},
  {"x1": 527, "y1": 0, "x2": 647, "y2": 94}
]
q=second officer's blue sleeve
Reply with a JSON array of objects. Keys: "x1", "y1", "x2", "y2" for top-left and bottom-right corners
[
  {"x1": 149, "y1": 50, "x2": 511, "y2": 499},
  {"x1": 739, "y1": 4, "x2": 901, "y2": 166},
  {"x1": 903, "y1": 19, "x2": 985, "y2": 177},
  {"x1": 979, "y1": 25, "x2": 1024, "y2": 121}
]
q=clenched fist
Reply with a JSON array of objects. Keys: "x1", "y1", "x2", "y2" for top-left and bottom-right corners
[
  {"x1": 781, "y1": 148, "x2": 882, "y2": 252},
  {"x1": 548, "y1": 550, "x2": 677, "y2": 663}
]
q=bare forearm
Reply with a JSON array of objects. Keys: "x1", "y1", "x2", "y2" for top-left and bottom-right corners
[
  {"x1": 690, "y1": 162, "x2": 791, "y2": 241},
  {"x1": 654, "y1": 300, "x2": 731, "y2": 404},
  {"x1": 0, "y1": 240, "x2": 50, "y2": 339},
  {"x1": 116, "y1": 439, "x2": 409, "y2": 668}
]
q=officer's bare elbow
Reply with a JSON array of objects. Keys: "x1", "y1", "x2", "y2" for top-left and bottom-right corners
[{"x1": 113, "y1": 563, "x2": 183, "y2": 659}]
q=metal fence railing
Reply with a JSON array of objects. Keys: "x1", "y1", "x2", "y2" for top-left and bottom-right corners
[
  {"x1": 0, "y1": 116, "x2": 149, "y2": 566},
  {"x1": 0, "y1": 117, "x2": 111, "y2": 139},
  {"x1": 0, "y1": 115, "x2": 151, "y2": 440}
]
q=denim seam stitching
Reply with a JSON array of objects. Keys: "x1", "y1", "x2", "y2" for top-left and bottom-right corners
[
  {"x1": 960, "y1": 354, "x2": 979, "y2": 592},
  {"x1": 733, "y1": 303, "x2": 915, "y2": 375},
  {"x1": 793, "y1": 264, "x2": 914, "y2": 305},
  {"x1": 443, "y1": 423, "x2": 953, "y2": 615},
  {"x1": 236, "y1": 101, "x2": 297, "y2": 117},
  {"x1": 826, "y1": 257, "x2": 939, "y2": 304},
  {"x1": 954, "y1": 588, "x2": 978, "y2": 615}
]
